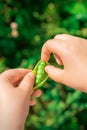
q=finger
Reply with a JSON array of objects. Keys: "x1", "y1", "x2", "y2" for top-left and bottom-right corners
[
  {"x1": 0, "y1": 68, "x2": 30, "y2": 84},
  {"x1": 53, "y1": 54, "x2": 63, "y2": 66},
  {"x1": 45, "y1": 65, "x2": 64, "y2": 83},
  {"x1": 19, "y1": 72, "x2": 35, "y2": 95},
  {"x1": 30, "y1": 99, "x2": 36, "y2": 106},
  {"x1": 32, "y1": 89, "x2": 42, "y2": 97},
  {"x1": 41, "y1": 39, "x2": 64, "y2": 62}
]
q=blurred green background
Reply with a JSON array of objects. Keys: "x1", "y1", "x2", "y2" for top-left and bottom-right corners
[{"x1": 0, "y1": 0, "x2": 87, "y2": 130}]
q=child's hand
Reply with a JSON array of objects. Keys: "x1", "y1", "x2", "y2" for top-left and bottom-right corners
[
  {"x1": 41, "y1": 34, "x2": 87, "y2": 92},
  {"x1": 0, "y1": 68, "x2": 41, "y2": 130}
]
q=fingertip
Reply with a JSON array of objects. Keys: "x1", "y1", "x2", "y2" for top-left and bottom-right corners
[
  {"x1": 45, "y1": 65, "x2": 64, "y2": 83},
  {"x1": 41, "y1": 53, "x2": 49, "y2": 62},
  {"x1": 30, "y1": 99, "x2": 36, "y2": 106},
  {"x1": 41, "y1": 44, "x2": 51, "y2": 62},
  {"x1": 45, "y1": 65, "x2": 52, "y2": 73},
  {"x1": 32, "y1": 89, "x2": 42, "y2": 97},
  {"x1": 27, "y1": 71, "x2": 35, "y2": 80}
]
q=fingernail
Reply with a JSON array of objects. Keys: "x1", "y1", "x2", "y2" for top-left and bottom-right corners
[
  {"x1": 41, "y1": 57, "x2": 47, "y2": 62},
  {"x1": 28, "y1": 72, "x2": 35, "y2": 79},
  {"x1": 45, "y1": 65, "x2": 50, "y2": 72},
  {"x1": 41, "y1": 53, "x2": 49, "y2": 61}
]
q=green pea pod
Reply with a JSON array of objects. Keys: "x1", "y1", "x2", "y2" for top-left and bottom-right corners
[{"x1": 33, "y1": 60, "x2": 49, "y2": 90}]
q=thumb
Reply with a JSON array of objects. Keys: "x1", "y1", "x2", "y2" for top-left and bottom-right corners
[
  {"x1": 45, "y1": 65, "x2": 64, "y2": 83},
  {"x1": 19, "y1": 72, "x2": 35, "y2": 95}
]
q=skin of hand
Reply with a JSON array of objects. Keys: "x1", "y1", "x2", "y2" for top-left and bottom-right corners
[
  {"x1": 0, "y1": 68, "x2": 42, "y2": 130},
  {"x1": 41, "y1": 34, "x2": 87, "y2": 93}
]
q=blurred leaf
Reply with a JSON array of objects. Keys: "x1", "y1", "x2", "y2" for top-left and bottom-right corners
[{"x1": 0, "y1": 1, "x2": 87, "y2": 130}]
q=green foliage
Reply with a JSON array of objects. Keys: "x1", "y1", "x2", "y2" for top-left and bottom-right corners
[{"x1": 0, "y1": 0, "x2": 87, "y2": 130}]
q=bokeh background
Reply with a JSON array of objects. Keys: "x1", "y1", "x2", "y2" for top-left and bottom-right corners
[{"x1": 0, "y1": 0, "x2": 87, "y2": 130}]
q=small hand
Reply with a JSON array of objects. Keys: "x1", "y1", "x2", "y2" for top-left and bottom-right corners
[
  {"x1": 0, "y1": 68, "x2": 42, "y2": 130},
  {"x1": 41, "y1": 34, "x2": 87, "y2": 92}
]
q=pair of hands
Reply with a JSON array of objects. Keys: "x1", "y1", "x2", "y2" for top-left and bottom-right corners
[{"x1": 0, "y1": 34, "x2": 87, "y2": 130}]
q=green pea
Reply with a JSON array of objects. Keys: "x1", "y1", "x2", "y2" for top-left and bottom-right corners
[
  {"x1": 36, "y1": 74, "x2": 42, "y2": 84},
  {"x1": 38, "y1": 64, "x2": 45, "y2": 70},
  {"x1": 33, "y1": 60, "x2": 49, "y2": 90},
  {"x1": 35, "y1": 78, "x2": 41, "y2": 85},
  {"x1": 36, "y1": 73, "x2": 42, "y2": 79},
  {"x1": 40, "y1": 61, "x2": 45, "y2": 66},
  {"x1": 37, "y1": 69, "x2": 45, "y2": 75}
]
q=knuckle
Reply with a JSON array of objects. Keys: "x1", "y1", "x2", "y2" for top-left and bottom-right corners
[
  {"x1": 46, "y1": 39, "x2": 53, "y2": 43},
  {"x1": 0, "y1": 69, "x2": 12, "y2": 77},
  {"x1": 44, "y1": 39, "x2": 53, "y2": 47},
  {"x1": 54, "y1": 34, "x2": 71, "y2": 40}
]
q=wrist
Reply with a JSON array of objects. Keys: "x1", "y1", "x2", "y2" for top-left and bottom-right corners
[
  {"x1": 0, "y1": 126, "x2": 24, "y2": 130},
  {"x1": 0, "y1": 120, "x2": 24, "y2": 130},
  {"x1": 0, "y1": 108, "x2": 25, "y2": 130}
]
